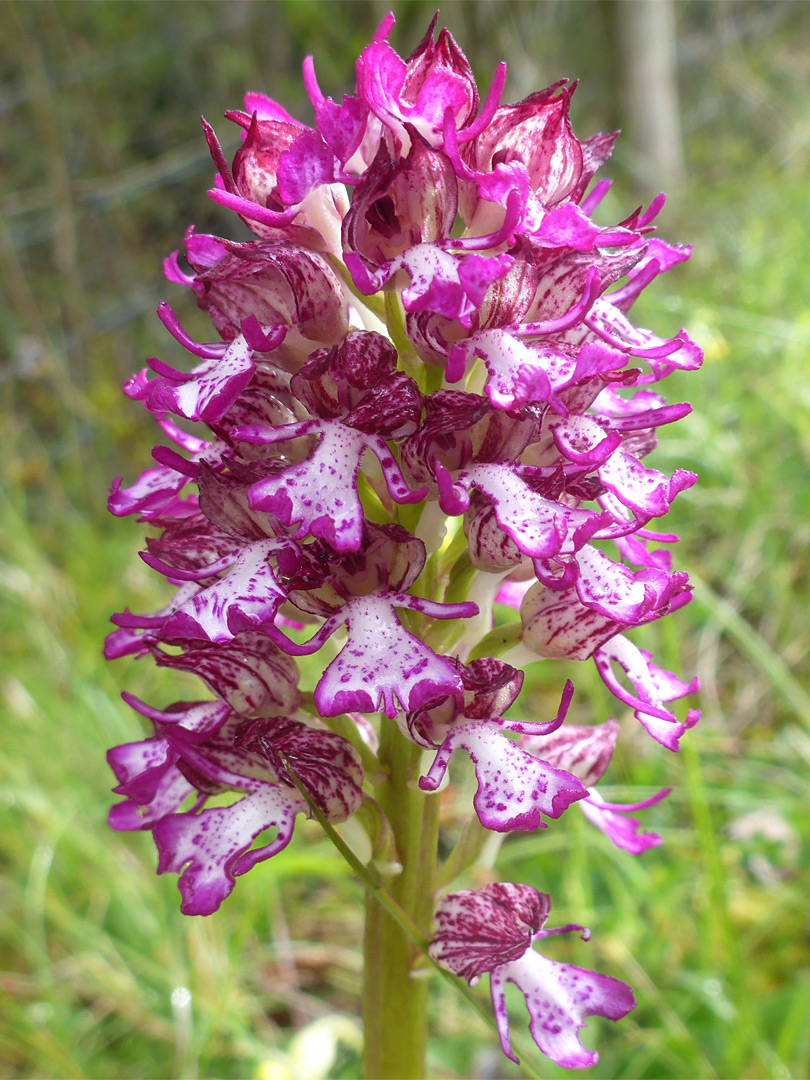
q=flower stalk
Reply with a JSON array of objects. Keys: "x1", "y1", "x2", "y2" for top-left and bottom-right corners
[
  {"x1": 363, "y1": 729, "x2": 438, "y2": 1079},
  {"x1": 105, "y1": 12, "x2": 702, "y2": 1075}
]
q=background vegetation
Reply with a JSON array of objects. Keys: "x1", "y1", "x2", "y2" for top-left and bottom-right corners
[{"x1": 2, "y1": 2, "x2": 809, "y2": 1077}]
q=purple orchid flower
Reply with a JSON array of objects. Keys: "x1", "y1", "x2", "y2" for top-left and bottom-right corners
[
  {"x1": 109, "y1": 699, "x2": 363, "y2": 915},
  {"x1": 107, "y1": 13, "x2": 701, "y2": 1071},
  {"x1": 430, "y1": 883, "x2": 635, "y2": 1067}
]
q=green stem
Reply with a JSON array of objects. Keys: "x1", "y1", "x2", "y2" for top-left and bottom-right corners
[
  {"x1": 363, "y1": 724, "x2": 438, "y2": 1079},
  {"x1": 280, "y1": 752, "x2": 546, "y2": 1080},
  {"x1": 466, "y1": 620, "x2": 523, "y2": 661}
]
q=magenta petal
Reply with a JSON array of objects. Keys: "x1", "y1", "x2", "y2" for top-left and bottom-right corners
[
  {"x1": 105, "y1": 581, "x2": 204, "y2": 659},
  {"x1": 612, "y1": 532, "x2": 674, "y2": 573},
  {"x1": 593, "y1": 635, "x2": 699, "y2": 749},
  {"x1": 121, "y1": 694, "x2": 232, "y2": 741},
  {"x1": 551, "y1": 415, "x2": 622, "y2": 468},
  {"x1": 108, "y1": 465, "x2": 189, "y2": 520},
  {"x1": 155, "y1": 302, "x2": 228, "y2": 359},
  {"x1": 207, "y1": 187, "x2": 300, "y2": 229},
  {"x1": 459, "y1": 331, "x2": 573, "y2": 412},
  {"x1": 457, "y1": 253, "x2": 516, "y2": 308},
  {"x1": 153, "y1": 783, "x2": 303, "y2": 915},
  {"x1": 356, "y1": 21, "x2": 479, "y2": 149},
  {"x1": 597, "y1": 635, "x2": 698, "y2": 713},
  {"x1": 107, "y1": 737, "x2": 176, "y2": 803},
  {"x1": 600, "y1": 449, "x2": 697, "y2": 518},
  {"x1": 243, "y1": 91, "x2": 300, "y2": 124},
  {"x1": 495, "y1": 578, "x2": 534, "y2": 610},
  {"x1": 573, "y1": 546, "x2": 661, "y2": 623},
  {"x1": 395, "y1": 244, "x2": 513, "y2": 325},
  {"x1": 586, "y1": 299, "x2": 704, "y2": 376},
  {"x1": 183, "y1": 228, "x2": 229, "y2": 268},
  {"x1": 277, "y1": 128, "x2": 335, "y2": 204},
  {"x1": 635, "y1": 706, "x2": 700, "y2": 751},
  {"x1": 455, "y1": 464, "x2": 598, "y2": 561},
  {"x1": 357, "y1": 40, "x2": 409, "y2": 130},
  {"x1": 533, "y1": 202, "x2": 615, "y2": 252},
  {"x1": 167, "y1": 335, "x2": 257, "y2": 423},
  {"x1": 316, "y1": 93, "x2": 371, "y2": 167},
  {"x1": 109, "y1": 767, "x2": 194, "y2": 831},
  {"x1": 580, "y1": 789, "x2": 666, "y2": 854}
]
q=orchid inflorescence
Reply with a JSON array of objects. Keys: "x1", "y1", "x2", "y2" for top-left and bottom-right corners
[{"x1": 106, "y1": 12, "x2": 700, "y2": 1072}]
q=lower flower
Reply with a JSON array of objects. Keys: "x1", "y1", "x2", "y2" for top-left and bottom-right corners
[{"x1": 429, "y1": 882, "x2": 635, "y2": 1068}]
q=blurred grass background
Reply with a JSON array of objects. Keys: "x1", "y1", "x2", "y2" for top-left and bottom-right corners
[{"x1": 2, "y1": 1, "x2": 810, "y2": 1077}]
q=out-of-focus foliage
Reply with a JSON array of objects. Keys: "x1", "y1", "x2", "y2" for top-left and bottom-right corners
[{"x1": 2, "y1": 2, "x2": 810, "y2": 1077}]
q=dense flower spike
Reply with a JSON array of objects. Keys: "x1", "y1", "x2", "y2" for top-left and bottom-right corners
[{"x1": 107, "y1": 13, "x2": 700, "y2": 1073}]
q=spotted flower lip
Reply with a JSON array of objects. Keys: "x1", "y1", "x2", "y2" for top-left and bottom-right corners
[
  {"x1": 235, "y1": 417, "x2": 428, "y2": 551},
  {"x1": 435, "y1": 460, "x2": 604, "y2": 560},
  {"x1": 420, "y1": 718, "x2": 588, "y2": 831},
  {"x1": 419, "y1": 679, "x2": 589, "y2": 831},
  {"x1": 345, "y1": 242, "x2": 515, "y2": 328},
  {"x1": 142, "y1": 538, "x2": 288, "y2": 644},
  {"x1": 430, "y1": 883, "x2": 636, "y2": 1067},
  {"x1": 266, "y1": 587, "x2": 478, "y2": 719}
]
